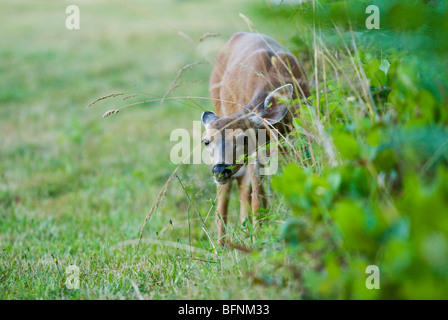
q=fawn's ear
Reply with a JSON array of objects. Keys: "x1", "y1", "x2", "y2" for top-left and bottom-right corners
[
  {"x1": 251, "y1": 84, "x2": 294, "y2": 127},
  {"x1": 201, "y1": 111, "x2": 219, "y2": 129}
]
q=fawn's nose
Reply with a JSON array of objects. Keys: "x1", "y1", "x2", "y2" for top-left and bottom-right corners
[{"x1": 212, "y1": 164, "x2": 233, "y2": 180}]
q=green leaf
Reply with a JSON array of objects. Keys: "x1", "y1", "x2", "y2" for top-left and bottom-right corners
[{"x1": 333, "y1": 131, "x2": 360, "y2": 160}]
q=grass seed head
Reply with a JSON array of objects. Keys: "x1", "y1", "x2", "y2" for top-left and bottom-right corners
[{"x1": 102, "y1": 109, "x2": 120, "y2": 118}]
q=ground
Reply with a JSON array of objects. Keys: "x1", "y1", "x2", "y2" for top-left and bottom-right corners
[{"x1": 0, "y1": 0, "x2": 304, "y2": 299}]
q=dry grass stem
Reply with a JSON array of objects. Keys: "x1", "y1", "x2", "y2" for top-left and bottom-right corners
[
  {"x1": 162, "y1": 61, "x2": 207, "y2": 103},
  {"x1": 199, "y1": 32, "x2": 221, "y2": 42},
  {"x1": 123, "y1": 94, "x2": 138, "y2": 100},
  {"x1": 102, "y1": 109, "x2": 120, "y2": 118},
  {"x1": 239, "y1": 13, "x2": 254, "y2": 32},
  {"x1": 87, "y1": 93, "x2": 124, "y2": 108}
]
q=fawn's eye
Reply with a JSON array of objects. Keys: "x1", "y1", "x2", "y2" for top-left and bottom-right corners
[{"x1": 202, "y1": 139, "x2": 210, "y2": 147}]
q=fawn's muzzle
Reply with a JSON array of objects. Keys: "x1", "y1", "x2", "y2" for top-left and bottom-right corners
[{"x1": 212, "y1": 164, "x2": 233, "y2": 182}]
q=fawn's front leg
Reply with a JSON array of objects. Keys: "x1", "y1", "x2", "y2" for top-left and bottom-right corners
[
  {"x1": 237, "y1": 172, "x2": 252, "y2": 225},
  {"x1": 216, "y1": 181, "x2": 232, "y2": 245},
  {"x1": 249, "y1": 163, "x2": 267, "y2": 219}
]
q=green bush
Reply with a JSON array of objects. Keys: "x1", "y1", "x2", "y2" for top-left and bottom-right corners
[{"x1": 261, "y1": 0, "x2": 448, "y2": 299}]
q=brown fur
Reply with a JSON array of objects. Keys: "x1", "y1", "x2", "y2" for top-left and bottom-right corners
[{"x1": 207, "y1": 32, "x2": 310, "y2": 244}]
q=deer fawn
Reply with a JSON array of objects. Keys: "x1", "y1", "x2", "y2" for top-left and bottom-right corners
[{"x1": 201, "y1": 32, "x2": 310, "y2": 245}]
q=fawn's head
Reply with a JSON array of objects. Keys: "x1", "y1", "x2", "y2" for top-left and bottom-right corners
[{"x1": 201, "y1": 84, "x2": 293, "y2": 184}]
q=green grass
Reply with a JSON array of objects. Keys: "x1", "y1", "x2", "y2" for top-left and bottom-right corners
[
  {"x1": 3, "y1": 0, "x2": 447, "y2": 300},
  {"x1": 0, "y1": 0, "x2": 305, "y2": 299}
]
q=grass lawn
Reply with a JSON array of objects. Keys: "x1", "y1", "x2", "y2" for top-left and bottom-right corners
[{"x1": 0, "y1": 0, "x2": 305, "y2": 299}]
